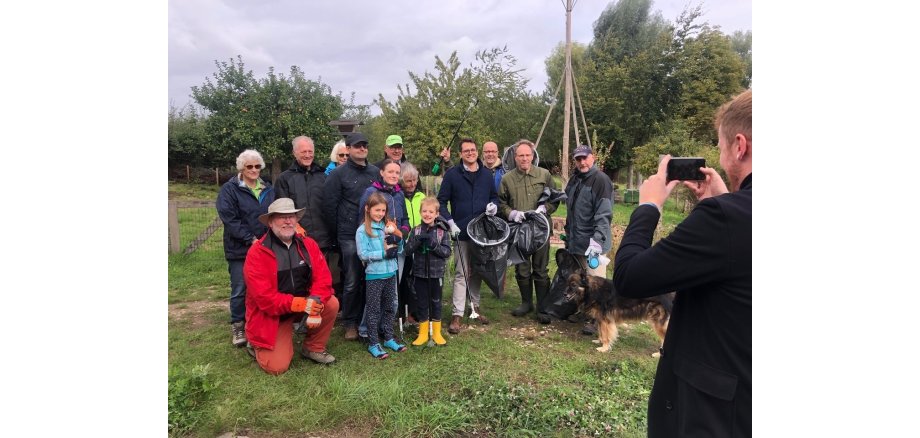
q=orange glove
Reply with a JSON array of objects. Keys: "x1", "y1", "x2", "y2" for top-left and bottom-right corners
[
  {"x1": 295, "y1": 223, "x2": 307, "y2": 238},
  {"x1": 291, "y1": 297, "x2": 308, "y2": 313}
]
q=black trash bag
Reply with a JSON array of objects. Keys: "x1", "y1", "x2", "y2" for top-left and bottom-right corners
[
  {"x1": 537, "y1": 187, "x2": 568, "y2": 206},
  {"x1": 466, "y1": 213, "x2": 511, "y2": 299},
  {"x1": 511, "y1": 211, "x2": 551, "y2": 256},
  {"x1": 544, "y1": 248, "x2": 580, "y2": 320}
]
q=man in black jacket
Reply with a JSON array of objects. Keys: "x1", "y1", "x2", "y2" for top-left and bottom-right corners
[
  {"x1": 614, "y1": 89, "x2": 751, "y2": 438},
  {"x1": 275, "y1": 136, "x2": 340, "y2": 298},
  {"x1": 322, "y1": 132, "x2": 380, "y2": 340}
]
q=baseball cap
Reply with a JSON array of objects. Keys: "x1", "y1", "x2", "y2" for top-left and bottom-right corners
[
  {"x1": 346, "y1": 132, "x2": 368, "y2": 146},
  {"x1": 385, "y1": 135, "x2": 403, "y2": 147},
  {"x1": 573, "y1": 145, "x2": 592, "y2": 158}
]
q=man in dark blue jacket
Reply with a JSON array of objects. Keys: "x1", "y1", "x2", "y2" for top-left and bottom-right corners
[
  {"x1": 321, "y1": 132, "x2": 380, "y2": 341},
  {"x1": 614, "y1": 89, "x2": 751, "y2": 438},
  {"x1": 436, "y1": 137, "x2": 499, "y2": 334}
]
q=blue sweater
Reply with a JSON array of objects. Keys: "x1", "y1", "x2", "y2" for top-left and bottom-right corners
[{"x1": 436, "y1": 160, "x2": 499, "y2": 241}]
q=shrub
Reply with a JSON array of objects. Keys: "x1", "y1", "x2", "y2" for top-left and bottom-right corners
[{"x1": 168, "y1": 364, "x2": 220, "y2": 436}]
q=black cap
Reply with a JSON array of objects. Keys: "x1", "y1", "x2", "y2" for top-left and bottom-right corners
[{"x1": 346, "y1": 132, "x2": 369, "y2": 146}]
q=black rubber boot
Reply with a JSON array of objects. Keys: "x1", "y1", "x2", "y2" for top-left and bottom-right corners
[
  {"x1": 534, "y1": 278, "x2": 552, "y2": 324},
  {"x1": 511, "y1": 276, "x2": 534, "y2": 316}
]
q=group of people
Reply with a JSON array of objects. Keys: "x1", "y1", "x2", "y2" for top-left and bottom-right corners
[{"x1": 214, "y1": 89, "x2": 752, "y2": 437}]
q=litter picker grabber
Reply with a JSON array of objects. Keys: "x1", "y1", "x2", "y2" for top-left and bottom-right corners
[{"x1": 453, "y1": 235, "x2": 480, "y2": 322}]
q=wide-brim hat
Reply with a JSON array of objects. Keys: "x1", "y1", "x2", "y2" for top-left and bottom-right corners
[{"x1": 258, "y1": 198, "x2": 306, "y2": 226}]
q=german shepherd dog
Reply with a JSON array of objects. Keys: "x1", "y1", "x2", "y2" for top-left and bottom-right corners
[{"x1": 555, "y1": 249, "x2": 674, "y2": 353}]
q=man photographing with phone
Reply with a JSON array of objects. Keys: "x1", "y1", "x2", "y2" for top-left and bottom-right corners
[{"x1": 613, "y1": 89, "x2": 751, "y2": 438}]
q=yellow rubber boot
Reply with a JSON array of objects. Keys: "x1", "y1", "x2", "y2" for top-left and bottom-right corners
[
  {"x1": 431, "y1": 320, "x2": 447, "y2": 345},
  {"x1": 412, "y1": 321, "x2": 430, "y2": 346}
]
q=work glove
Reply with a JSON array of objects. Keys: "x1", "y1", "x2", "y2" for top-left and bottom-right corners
[
  {"x1": 305, "y1": 296, "x2": 324, "y2": 329},
  {"x1": 485, "y1": 202, "x2": 498, "y2": 216},
  {"x1": 508, "y1": 210, "x2": 525, "y2": 223},
  {"x1": 385, "y1": 246, "x2": 398, "y2": 259},
  {"x1": 535, "y1": 204, "x2": 547, "y2": 215},
  {"x1": 586, "y1": 238, "x2": 602, "y2": 259},
  {"x1": 385, "y1": 234, "x2": 402, "y2": 246},
  {"x1": 448, "y1": 219, "x2": 461, "y2": 239}
]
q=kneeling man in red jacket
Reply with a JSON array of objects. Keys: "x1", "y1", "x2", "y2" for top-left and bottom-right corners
[{"x1": 244, "y1": 198, "x2": 339, "y2": 374}]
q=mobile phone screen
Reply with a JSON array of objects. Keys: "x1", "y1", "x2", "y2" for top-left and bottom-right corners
[{"x1": 666, "y1": 158, "x2": 706, "y2": 182}]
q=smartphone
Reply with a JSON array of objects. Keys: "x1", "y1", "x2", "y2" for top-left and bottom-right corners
[{"x1": 666, "y1": 157, "x2": 706, "y2": 182}]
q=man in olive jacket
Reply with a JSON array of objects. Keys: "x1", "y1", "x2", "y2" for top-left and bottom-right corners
[
  {"x1": 497, "y1": 139, "x2": 558, "y2": 324},
  {"x1": 614, "y1": 89, "x2": 752, "y2": 438}
]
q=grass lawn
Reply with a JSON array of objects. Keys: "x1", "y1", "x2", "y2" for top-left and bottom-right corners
[{"x1": 168, "y1": 181, "x2": 688, "y2": 437}]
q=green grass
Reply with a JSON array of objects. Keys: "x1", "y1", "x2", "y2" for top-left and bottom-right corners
[{"x1": 168, "y1": 182, "x2": 689, "y2": 437}]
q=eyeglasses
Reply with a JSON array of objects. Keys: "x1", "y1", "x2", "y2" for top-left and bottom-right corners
[
  {"x1": 388, "y1": 145, "x2": 403, "y2": 149},
  {"x1": 275, "y1": 214, "x2": 298, "y2": 222},
  {"x1": 461, "y1": 149, "x2": 477, "y2": 154},
  {"x1": 483, "y1": 150, "x2": 498, "y2": 154},
  {"x1": 245, "y1": 164, "x2": 263, "y2": 170},
  {"x1": 349, "y1": 143, "x2": 368, "y2": 149},
  {"x1": 338, "y1": 153, "x2": 349, "y2": 158}
]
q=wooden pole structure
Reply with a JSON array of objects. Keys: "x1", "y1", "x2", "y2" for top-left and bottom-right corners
[{"x1": 561, "y1": 0, "x2": 574, "y2": 181}]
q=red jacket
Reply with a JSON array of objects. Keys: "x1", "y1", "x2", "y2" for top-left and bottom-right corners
[{"x1": 243, "y1": 232, "x2": 333, "y2": 349}]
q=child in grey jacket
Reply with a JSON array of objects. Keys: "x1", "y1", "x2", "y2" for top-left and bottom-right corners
[{"x1": 404, "y1": 197, "x2": 453, "y2": 346}]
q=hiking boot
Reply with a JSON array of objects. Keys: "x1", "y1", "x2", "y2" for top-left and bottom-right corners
[
  {"x1": 448, "y1": 315, "x2": 462, "y2": 334},
  {"x1": 476, "y1": 313, "x2": 490, "y2": 325},
  {"x1": 581, "y1": 320, "x2": 598, "y2": 336},
  {"x1": 231, "y1": 321, "x2": 247, "y2": 347},
  {"x1": 303, "y1": 349, "x2": 336, "y2": 365},
  {"x1": 344, "y1": 326, "x2": 359, "y2": 341}
]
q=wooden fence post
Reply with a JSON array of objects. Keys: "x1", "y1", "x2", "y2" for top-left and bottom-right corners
[
  {"x1": 215, "y1": 168, "x2": 219, "y2": 185},
  {"x1": 168, "y1": 201, "x2": 180, "y2": 253}
]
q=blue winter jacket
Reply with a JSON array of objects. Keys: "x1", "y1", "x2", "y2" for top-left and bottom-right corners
[
  {"x1": 436, "y1": 159, "x2": 499, "y2": 241},
  {"x1": 217, "y1": 175, "x2": 275, "y2": 260},
  {"x1": 356, "y1": 221, "x2": 403, "y2": 280}
]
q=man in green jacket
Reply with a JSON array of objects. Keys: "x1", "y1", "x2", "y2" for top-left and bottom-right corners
[{"x1": 494, "y1": 139, "x2": 558, "y2": 324}]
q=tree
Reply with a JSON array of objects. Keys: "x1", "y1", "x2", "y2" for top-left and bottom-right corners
[
  {"x1": 377, "y1": 47, "x2": 544, "y2": 173},
  {"x1": 729, "y1": 30, "x2": 753, "y2": 88},
  {"x1": 191, "y1": 56, "x2": 345, "y2": 180},
  {"x1": 168, "y1": 103, "x2": 211, "y2": 166}
]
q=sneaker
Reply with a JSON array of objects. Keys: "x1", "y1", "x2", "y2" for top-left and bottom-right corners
[
  {"x1": 368, "y1": 343, "x2": 389, "y2": 359},
  {"x1": 344, "y1": 326, "x2": 358, "y2": 341},
  {"x1": 383, "y1": 338, "x2": 407, "y2": 352},
  {"x1": 245, "y1": 342, "x2": 256, "y2": 359},
  {"x1": 231, "y1": 321, "x2": 247, "y2": 347},
  {"x1": 303, "y1": 349, "x2": 336, "y2": 364}
]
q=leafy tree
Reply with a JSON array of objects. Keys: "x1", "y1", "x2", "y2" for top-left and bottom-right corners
[
  {"x1": 191, "y1": 56, "x2": 345, "y2": 180},
  {"x1": 168, "y1": 103, "x2": 211, "y2": 166},
  {"x1": 377, "y1": 47, "x2": 544, "y2": 173},
  {"x1": 729, "y1": 30, "x2": 753, "y2": 87}
]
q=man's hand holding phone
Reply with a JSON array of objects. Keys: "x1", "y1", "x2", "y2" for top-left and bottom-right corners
[
  {"x1": 683, "y1": 168, "x2": 728, "y2": 201},
  {"x1": 639, "y1": 155, "x2": 681, "y2": 209}
]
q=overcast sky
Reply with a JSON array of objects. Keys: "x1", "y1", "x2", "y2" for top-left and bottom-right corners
[{"x1": 169, "y1": 0, "x2": 751, "y2": 113}]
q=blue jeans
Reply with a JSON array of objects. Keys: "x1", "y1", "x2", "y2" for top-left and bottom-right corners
[
  {"x1": 227, "y1": 259, "x2": 246, "y2": 323},
  {"x1": 339, "y1": 239, "x2": 366, "y2": 328}
]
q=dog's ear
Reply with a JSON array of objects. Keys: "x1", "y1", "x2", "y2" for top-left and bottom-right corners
[{"x1": 556, "y1": 249, "x2": 572, "y2": 270}]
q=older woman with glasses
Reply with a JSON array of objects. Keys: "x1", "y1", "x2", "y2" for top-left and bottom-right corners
[
  {"x1": 325, "y1": 140, "x2": 349, "y2": 175},
  {"x1": 217, "y1": 149, "x2": 276, "y2": 348}
]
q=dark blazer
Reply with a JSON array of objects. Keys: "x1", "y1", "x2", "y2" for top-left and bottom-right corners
[{"x1": 614, "y1": 174, "x2": 752, "y2": 438}]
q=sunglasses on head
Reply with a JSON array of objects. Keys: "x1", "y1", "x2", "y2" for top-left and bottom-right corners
[{"x1": 245, "y1": 164, "x2": 263, "y2": 170}]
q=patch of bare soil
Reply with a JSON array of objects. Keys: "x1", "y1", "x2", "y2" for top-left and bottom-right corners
[{"x1": 169, "y1": 300, "x2": 225, "y2": 329}]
